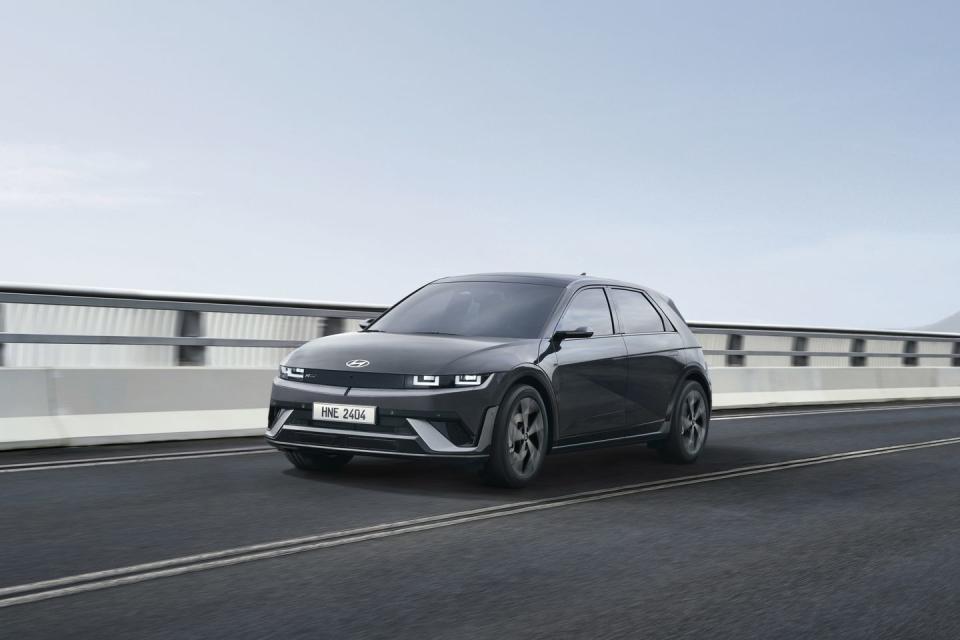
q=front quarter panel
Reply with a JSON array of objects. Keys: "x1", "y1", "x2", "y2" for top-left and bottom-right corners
[{"x1": 492, "y1": 359, "x2": 561, "y2": 451}]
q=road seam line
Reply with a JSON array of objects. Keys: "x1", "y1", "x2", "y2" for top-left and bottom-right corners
[
  {"x1": 4, "y1": 402, "x2": 959, "y2": 472},
  {"x1": 2, "y1": 435, "x2": 960, "y2": 608},
  {"x1": 5, "y1": 403, "x2": 959, "y2": 473},
  {"x1": 713, "y1": 402, "x2": 960, "y2": 421},
  {"x1": 0, "y1": 448, "x2": 275, "y2": 473}
]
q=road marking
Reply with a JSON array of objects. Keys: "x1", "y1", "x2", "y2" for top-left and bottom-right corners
[
  {"x1": 2, "y1": 434, "x2": 960, "y2": 609},
  {"x1": 4, "y1": 402, "x2": 958, "y2": 473},
  {"x1": 0, "y1": 447, "x2": 274, "y2": 473},
  {"x1": 713, "y1": 402, "x2": 960, "y2": 421}
]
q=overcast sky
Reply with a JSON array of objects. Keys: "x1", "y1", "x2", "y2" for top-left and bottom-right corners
[{"x1": 1, "y1": 1, "x2": 957, "y2": 327}]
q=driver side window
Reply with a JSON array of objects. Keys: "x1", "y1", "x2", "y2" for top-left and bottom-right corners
[{"x1": 558, "y1": 288, "x2": 614, "y2": 336}]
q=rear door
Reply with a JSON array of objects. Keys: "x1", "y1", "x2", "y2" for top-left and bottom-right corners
[
  {"x1": 609, "y1": 288, "x2": 685, "y2": 428},
  {"x1": 553, "y1": 287, "x2": 628, "y2": 438}
]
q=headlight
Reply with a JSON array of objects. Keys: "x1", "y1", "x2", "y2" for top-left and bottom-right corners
[
  {"x1": 279, "y1": 365, "x2": 304, "y2": 380},
  {"x1": 412, "y1": 374, "x2": 440, "y2": 387},
  {"x1": 410, "y1": 374, "x2": 488, "y2": 388}
]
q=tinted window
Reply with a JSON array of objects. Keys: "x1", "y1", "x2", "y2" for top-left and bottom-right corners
[
  {"x1": 611, "y1": 289, "x2": 664, "y2": 333},
  {"x1": 558, "y1": 288, "x2": 613, "y2": 336},
  {"x1": 371, "y1": 282, "x2": 562, "y2": 339}
]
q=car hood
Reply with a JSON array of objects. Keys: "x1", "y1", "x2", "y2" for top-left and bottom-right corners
[{"x1": 284, "y1": 331, "x2": 542, "y2": 374}]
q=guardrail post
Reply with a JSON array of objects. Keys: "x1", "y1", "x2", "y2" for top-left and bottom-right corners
[
  {"x1": 176, "y1": 310, "x2": 205, "y2": 366},
  {"x1": 850, "y1": 338, "x2": 866, "y2": 367},
  {"x1": 953, "y1": 342, "x2": 960, "y2": 367},
  {"x1": 322, "y1": 317, "x2": 345, "y2": 336},
  {"x1": 791, "y1": 336, "x2": 809, "y2": 366},
  {"x1": 726, "y1": 334, "x2": 745, "y2": 367},
  {"x1": 902, "y1": 340, "x2": 918, "y2": 367}
]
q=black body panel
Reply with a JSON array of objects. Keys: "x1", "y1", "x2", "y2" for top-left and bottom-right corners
[
  {"x1": 552, "y1": 335, "x2": 628, "y2": 436},
  {"x1": 620, "y1": 332, "x2": 687, "y2": 428},
  {"x1": 266, "y1": 273, "x2": 710, "y2": 461}
]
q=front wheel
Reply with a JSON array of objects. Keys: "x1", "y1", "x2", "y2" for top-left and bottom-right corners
[
  {"x1": 658, "y1": 381, "x2": 709, "y2": 464},
  {"x1": 482, "y1": 384, "x2": 548, "y2": 488},
  {"x1": 284, "y1": 449, "x2": 353, "y2": 472}
]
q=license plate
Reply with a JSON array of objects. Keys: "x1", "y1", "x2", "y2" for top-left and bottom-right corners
[{"x1": 312, "y1": 402, "x2": 377, "y2": 425}]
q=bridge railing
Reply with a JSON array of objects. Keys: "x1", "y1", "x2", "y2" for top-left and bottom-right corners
[
  {"x1": 1, "y1": 283, "x2": 958, "y2": 368},
  {"x1": 2, "y1": 284, "x2": 959, "y2": 449},
  {"x1": 0, "y1": 283, "x2": 383, "y2": 368},
  {"x1": 692, "y1": 323, "x2": 960, "y2": 369}
]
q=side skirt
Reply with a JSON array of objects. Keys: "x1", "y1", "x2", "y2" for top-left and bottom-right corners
[{"x1": 551, "y1": 423, "x2": 668, "y2": 454}]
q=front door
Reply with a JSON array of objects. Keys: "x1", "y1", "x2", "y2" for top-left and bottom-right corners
[{"x1": 553, "y1": 288, "x2": 628, "y2": 438}]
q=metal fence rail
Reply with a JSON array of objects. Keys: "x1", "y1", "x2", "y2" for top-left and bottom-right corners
[
  {"x1": 1, "y1": 284, "x2": 958, "y2": 368},
  {"x1": 0, "y1": 284, "x2": 383, "y2": 367},
  {"x1": 692, "y1": 322, "x2": 960, "y2": 368}
]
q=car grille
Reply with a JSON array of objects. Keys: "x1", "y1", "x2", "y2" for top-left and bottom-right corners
[{"x1": 297, "y1": 369, "x2": 407, "y2": 389}]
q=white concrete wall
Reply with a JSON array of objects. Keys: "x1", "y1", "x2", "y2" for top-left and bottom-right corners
[
  {"x1": 0, "y1": 368, "x2": 274, "y2": 449},
  {"x1": 1, "y1": 366, "x2": 959, "y2": 450},
  {"x1": 710, "y1": 367, "x2": 960, "y2": 409}
]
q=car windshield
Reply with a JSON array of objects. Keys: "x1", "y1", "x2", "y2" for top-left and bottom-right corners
[{"x1": 370, "y1": 281, "x2": 562, "y2": 339}]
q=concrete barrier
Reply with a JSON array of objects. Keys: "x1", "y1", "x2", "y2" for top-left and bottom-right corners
[
  {"x1": 1, "y1": 367, "x2": 959, "y2": 450},
  {"x1": 710, "y1": 367, "x2": 960, "y2": 409},
  {"x1": 0, "y1": 368, "x2": 273, "y2": 450}
]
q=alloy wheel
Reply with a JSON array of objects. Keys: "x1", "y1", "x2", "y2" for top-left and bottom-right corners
[
  {"x1": 507, "y1": 396, "x2": 545, "y2": 476},
  {"x1": 680, "y1": 390, "x2": 707, "y2": 454}
]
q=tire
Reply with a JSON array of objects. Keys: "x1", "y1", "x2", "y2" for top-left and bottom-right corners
[
  {"x1": 482, "y1": 384, "x2": 549, "y2": 488},
  {"x1": 284, "y1": 449, "x2": 353, "y2": 472},
  {"x1": 658, "y1": 380, "x2": 709, "y2": 464}
]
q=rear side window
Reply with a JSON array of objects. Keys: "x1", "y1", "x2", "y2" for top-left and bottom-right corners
[
  {"x1": 610, "y1": 289, "x2": 664, "y2": 333},
  {"x1": 558, "y1": 288, "x2": 614, "y2": 336}
]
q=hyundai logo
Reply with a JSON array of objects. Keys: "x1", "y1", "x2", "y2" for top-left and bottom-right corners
[{"x1": 346, "y1": 359, "x2": 370, "y2": 368}]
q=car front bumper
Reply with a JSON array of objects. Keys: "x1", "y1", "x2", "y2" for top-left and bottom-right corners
[{"x1": 265, "y1": 376, "x2": 501, "y2": 459}]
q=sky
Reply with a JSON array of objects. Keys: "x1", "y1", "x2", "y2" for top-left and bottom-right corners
[{"x1": 0, "y1": 0, "x2": 957, "y2": 328}]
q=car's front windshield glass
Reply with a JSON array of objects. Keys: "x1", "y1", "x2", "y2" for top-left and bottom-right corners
[{"x1": 370, "y1": 281, "x2": 562, "y2": 339}]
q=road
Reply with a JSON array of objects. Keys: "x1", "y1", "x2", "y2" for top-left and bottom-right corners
[{"x1": 2, "y1": 404, "x2": 960, "y2": 639}]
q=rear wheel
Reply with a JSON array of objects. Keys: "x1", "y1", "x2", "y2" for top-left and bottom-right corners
[
  {"x1": 284, "y1": 449, "x2": 353, "y2": 472},
  {"x1": 482, "y1": 385, "x2": 548, "y2": 488},
  {"x1": 658, "y1": 380, "x2": 709, "y2": 464}
]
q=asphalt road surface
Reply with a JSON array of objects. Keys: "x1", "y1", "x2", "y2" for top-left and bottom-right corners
[{"x1": 3, "y1": 403, "x2": 960, "y2": 639}]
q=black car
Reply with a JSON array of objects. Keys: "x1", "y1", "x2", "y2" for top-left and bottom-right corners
[{"x1": 267, "y1": 273, "x2": 711, "y2": 487}]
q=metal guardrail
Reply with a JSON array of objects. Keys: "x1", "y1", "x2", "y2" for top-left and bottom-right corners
[
  {"x1": 0, "y1": 335, "x2": 306, "y2": 348},
  {"x1": 1, "y1": 284, "x2": 958, "y2": 367},
  {"x1": 692, "y1": 321, "x2": 960, "y2": 367},
  {"x1": 0, "y1": 283, "x2": 385, "y2": 367},
  {"x1": 0, "y1": 283, "x2": 386, "y2": 317},
  {"x1": 691, "y1": 321, "x2": 960, "y2": 340}
]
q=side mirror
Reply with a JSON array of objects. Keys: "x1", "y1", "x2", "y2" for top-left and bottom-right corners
[
  {"x1": 552, "y1": 326, "x2": 594, "y2": 343},
  {"x1": 359, "y1": 318, "x2": 375, "y2": 331}
]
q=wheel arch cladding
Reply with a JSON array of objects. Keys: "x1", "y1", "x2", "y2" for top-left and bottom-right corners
[
  {"x1": 683, "y1": 369, "x2": 711, "y2": 407},
  {"x1": 665, "y1": 367, "x2": 712, "y2": 422},
  {"x1": 505, "y1": 370, "x2": 558, "y2": 452}
]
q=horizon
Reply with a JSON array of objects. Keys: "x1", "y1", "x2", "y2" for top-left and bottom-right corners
[{"x1": 1, "y1": 1, "x2": 958, "y2": 328}]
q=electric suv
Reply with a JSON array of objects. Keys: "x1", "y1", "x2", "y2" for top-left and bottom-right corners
[{"x1": 266, "y1": 273, "x2": 711, "y2": 487}]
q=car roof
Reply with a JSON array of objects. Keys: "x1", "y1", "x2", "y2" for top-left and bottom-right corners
[{"x1": 433, "y1": 272, "x2": 658, "y2": 293}]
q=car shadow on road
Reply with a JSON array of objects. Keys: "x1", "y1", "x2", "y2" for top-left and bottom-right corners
[{"x1": 280, "y1": 443, "x2": 789, "y2": 501}]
